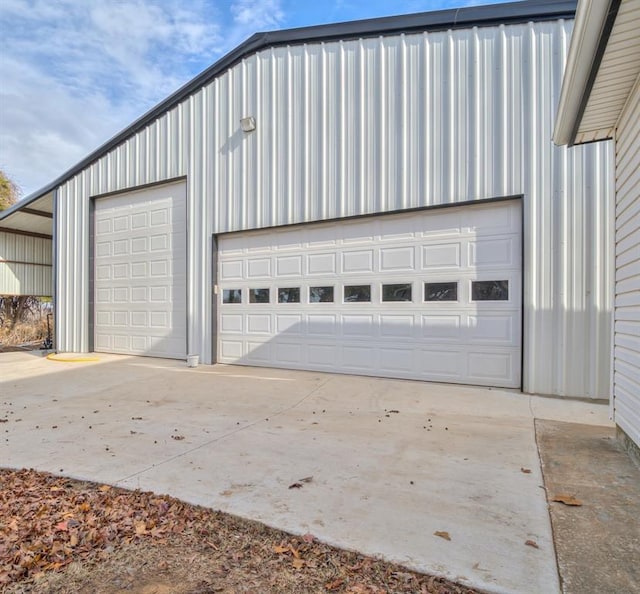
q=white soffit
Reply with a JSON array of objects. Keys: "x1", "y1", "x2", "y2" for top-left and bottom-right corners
[
  {"x1": 0, "y1": 192, "x2": 54, "y2": 237},
  {"x1": 554, "y1": 0, "x2": 640, "y2": 145}
]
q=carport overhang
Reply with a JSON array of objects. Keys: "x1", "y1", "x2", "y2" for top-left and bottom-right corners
[
  {"x1": 0, "y1": 191, "x2": 54, "y2": 297},
  {"x1": 553, "y1": 0, "x2": 640, "y2": 146}
]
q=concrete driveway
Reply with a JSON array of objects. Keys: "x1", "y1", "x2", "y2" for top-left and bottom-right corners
[{"x1": 1, "y1": 352, "x2": 611, "y2": 594}]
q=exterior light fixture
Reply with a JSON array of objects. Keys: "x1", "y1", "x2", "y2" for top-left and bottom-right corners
[{"x1": 240, "y1": 116, "x2": 256, "y2": 132}]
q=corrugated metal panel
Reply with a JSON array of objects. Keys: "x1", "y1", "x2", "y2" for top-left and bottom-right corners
[
  {"x1": 613, "y1": 79, "x2": 640, "y2": 447},
  {"x1": 55, "y1": 18, "x2": 614, "y2": 397},
  {"x1": 574, "y1": 0, "x2": 640, "y2": 144},
  {"x1": 0, "y1": 232, "x2": 52, "y2": 296}
]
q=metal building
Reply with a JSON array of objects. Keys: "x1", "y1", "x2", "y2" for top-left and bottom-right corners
[
  {"x1": 0, "y1": 0, "x2": 615, "y2": 399},
  {"x1": 554, "y1": 0, "x2": 640, "y2": 448}
]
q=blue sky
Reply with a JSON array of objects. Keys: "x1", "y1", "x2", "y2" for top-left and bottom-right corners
[{"x1": 0, "y1": 0, "x2": 517, "y2": 197}]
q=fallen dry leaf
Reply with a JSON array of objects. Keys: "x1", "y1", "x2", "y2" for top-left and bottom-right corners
[
  {"x1": 525, "y1": 540, "x2": 539, "y2": 549},
  {"x1": 135, "y1": 522, "x2": 147, "y2": 535},
  {"x1": 289, "y1": 476, "x2": 313, "y2": 489},
  {"x1": 434, "y1": 531, "x2": 451, "y2": 541},
  {"x1": 99, "y1": 485, "x2": 111, "y2": 492},
  {"x1": 551, "y1": 494, "x2": 583, "y2": 506},
  {"x1": 0, "y1": 468, "x2": 483, "y2": 594}
]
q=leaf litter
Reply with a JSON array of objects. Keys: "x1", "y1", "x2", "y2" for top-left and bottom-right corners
[{"x1": 1, "y1": 468, "x2": 481, "y2": 594}]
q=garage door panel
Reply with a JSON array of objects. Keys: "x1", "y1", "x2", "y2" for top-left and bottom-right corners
[
  {"x1": 221, "y1": 339, "x2": 243, "y2": 359},
  {"x1": 468, "y1": 314, "x2": 517, "y2": 344},
  {"x1": 275, "y1": 314, "x2": 303, "y2": 334},
  {"x1": 342, "y1": 314, "x2": 375, "y2": 337},
  {"x1": 418, "y1": 349, "x2": 463, "y2": 378},
  {"x1": 342, "y1": 250, "x2": 375, "y2": 273},
  {"x1": 308, "y1": 343, "x2": 337, "y2": 367},
  {"x1": 380, "y1": 246, "x2": 415, "y2": 271},
  {"x1": 380, "y1": 314, "x2": 414, "y2": 338},
  {"x1": 469, "y1": 238, "x2": 518, "y2": 267},
  {"x1": 274, "y1": 341, "x2": 303, "y2": 364},
  {"x1": 94, "y1": 181, "x2": 186, "y2": 359},
  {"x1": 421, "y1": 314, "x2": 462, "y2": 340},
  {"x1": 467, "y1": 351, "x2": 515, "y2": 382},
  {"x1": 276, "y1": 255, "x2": 303, "y2": 276},
  {"x1": 421, "y1": 243, "x2": 461, "y2": 269},
  {"x1": 342, "y1": 344, "x2": 377, "y2": 370},
  {"x1": 308, "y1": 253, "x2": 337, "y2": 275},
  {"x1": 308, "y1": 314, "x2": 337, "y2": 336},
  {"x1": 378, "y1": 347, "x2": 415, "y2": 372},
  {"x1": 218, "y1": 201, "x2": 521, "y2": 388}
]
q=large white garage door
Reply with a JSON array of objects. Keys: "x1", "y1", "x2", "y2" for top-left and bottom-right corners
[
  {"x1": 94, "y1": 181, "x2": 187, "y2": 359},
  {"x1": 217, "y1": 201, "x2": 522, "y2": 388}
]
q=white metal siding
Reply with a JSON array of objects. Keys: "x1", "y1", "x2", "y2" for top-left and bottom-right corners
[
  {"x1": 93, "y1": 182, "x2": 187, "y2": 359},
  {"x1": 55, "y1": 18, "x2": 613, "y2": 397},
  {"x1": 0, "y1": 232, "x2": 52, "y2": 296},
  {"x1": 218, "y1": 201, "x2": 522, "y2": 387},
  {"x1": 613, "y1": 78, "x2": 640, "y2": 447}
]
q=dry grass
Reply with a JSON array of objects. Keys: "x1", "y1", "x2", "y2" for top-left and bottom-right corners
[
  {"x1": 0, "y1": 317, "x2": 50, "y2": 349},
  {"x1": 1, "y1": 469, "x2": 481, "y2": 594}
]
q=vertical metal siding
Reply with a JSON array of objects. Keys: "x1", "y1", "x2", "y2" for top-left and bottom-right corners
[
  {"x1": 55, "y1": 18, "x2": 613, "y2": 397},
  {"x1": 613, "y1": 79, "x2": 640, "y2": 446},
  {"x1": 0, "y1": 232, "x2": 52, "y2": 296}
]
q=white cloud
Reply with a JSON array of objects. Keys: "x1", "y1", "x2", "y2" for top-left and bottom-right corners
[
  {"x1": 231, "y1": 0, "x2": 284, "y2": 30},
  {"x1": 0, "y1": 0, "x2": 225, "y2": 196}
]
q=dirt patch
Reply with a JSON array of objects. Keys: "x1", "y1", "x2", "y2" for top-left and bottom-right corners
[{"x1": 1, "y1": 468, "x2": 480, "y2": 594}]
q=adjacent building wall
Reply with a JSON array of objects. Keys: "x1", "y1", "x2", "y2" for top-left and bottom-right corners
[
  {"x1": 613, "y1": 79, "x2": 640, "y2": 444},
  {"x1": 55, "y1": 18, "x2": 613, "y2": 397},
  {"x1": 0, "y1": 232, "x2": 52, "y2": 296}
]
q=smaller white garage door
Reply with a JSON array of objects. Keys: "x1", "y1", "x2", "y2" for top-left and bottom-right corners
[
  {"x1": 217, "y1": 201, "x2": 522, "y2": 388},
  {"x1": 93, "y1": 181, "x2": 187, "y2": 359}
]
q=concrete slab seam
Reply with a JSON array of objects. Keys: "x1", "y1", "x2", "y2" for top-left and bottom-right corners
[{"x1": 114, "y1": 376, "x2": 334, "y2": 484}]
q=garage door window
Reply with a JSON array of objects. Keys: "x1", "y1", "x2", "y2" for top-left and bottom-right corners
[
  {"x1": 310, "y1": 286, "x2": 334, "y2": 303},
  {"x1": 249, "y1": 288, "x2": 270, "y2": 303},
  {"x1": 424, "y1": 282, "x2": 457, "y2": 302},
  {"x1": 471, "y1": 280, "x2": 509, "y2": 301},
  {"x1": 382, "y1": 283, "x2": 412, "y2": 302},
  {"x1": 344, "y1": 285, "x2": 371, "y2": 302},
  {"x1": 278, "y1": 287, "x2": 300, "y2": 303},
  {"x1": 223, "y1": 289, "x2": 242, "y2": 304}
]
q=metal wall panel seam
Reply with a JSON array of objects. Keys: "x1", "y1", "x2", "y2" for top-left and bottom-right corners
[{"x1": 51, "y1": 18, "x2": 614, "y2": 396}]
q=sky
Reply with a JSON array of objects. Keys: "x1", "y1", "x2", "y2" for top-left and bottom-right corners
[{"x1": 0, "y1": 0, "x2": 517, "y2": 198}]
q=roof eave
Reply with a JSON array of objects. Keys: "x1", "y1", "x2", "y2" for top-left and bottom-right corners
[{"x1": 553, "y1": 0, "x2": 621, "y2": 146}]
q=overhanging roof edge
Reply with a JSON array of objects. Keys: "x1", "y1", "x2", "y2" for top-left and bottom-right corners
[{"x1": 553, "y1": 0, "x2": 621, "y2": 146}]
